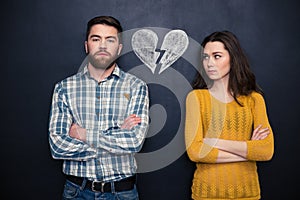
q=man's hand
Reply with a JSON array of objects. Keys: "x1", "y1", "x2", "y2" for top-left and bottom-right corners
[
  {"x1": 69, "y1": 114, "x2": 141, "y2": 141},
  {"x1": 69, "y1": 123, "x2": 86, "y2": 142},
  {"x1": 121, "y1": 114, "x2": 141, "y2": 130}
]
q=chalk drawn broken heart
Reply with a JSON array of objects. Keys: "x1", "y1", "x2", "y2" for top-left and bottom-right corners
[
  {"x1": 131, "y1": 29, "x2": 160, "y2": 74},
  {"x1": 131, "y1": 29, "x2": 189, "y2": 74}
]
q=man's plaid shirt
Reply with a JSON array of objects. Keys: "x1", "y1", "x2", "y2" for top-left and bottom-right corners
[{"x1": 48, "y1": 65, "x2": 149, "y2": 182}]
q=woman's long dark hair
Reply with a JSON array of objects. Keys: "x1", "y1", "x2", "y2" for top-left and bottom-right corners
[{"x1": 193, "y1": 31, "x2": 262, "y2": 105}]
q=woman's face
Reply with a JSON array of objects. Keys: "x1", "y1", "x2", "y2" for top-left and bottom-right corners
[{"x1": 202, "y1": 41, "x2": 231, "y2": 81}]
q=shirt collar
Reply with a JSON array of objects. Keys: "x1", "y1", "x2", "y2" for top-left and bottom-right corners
[{"x1": 79, "y1": 64, "x2": 123, "y2": 81}]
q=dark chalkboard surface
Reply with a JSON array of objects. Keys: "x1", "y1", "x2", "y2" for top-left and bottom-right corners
[{"x1": 1, "y1": 0, "x2": 299, "y2": 199}]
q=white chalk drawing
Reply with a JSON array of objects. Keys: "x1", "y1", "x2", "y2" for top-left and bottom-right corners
[
  {"x1": 131, "y1": 29, "x2": 189, "y2": 74},
  {"x1": 159, "y1": 30, "x2": 189, "y2": 74},
  {"x1": 131, "y1": 29, "x2": 160, "y2": 74}
]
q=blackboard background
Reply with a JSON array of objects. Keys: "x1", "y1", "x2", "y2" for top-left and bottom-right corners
[{"x1": 1, "y1": 0, "x2": 299, "y2": 199}]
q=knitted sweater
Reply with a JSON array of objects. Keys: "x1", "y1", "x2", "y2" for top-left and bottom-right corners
[{"x1": 185, "y1": 89, "x2": 274, "y2": 200}]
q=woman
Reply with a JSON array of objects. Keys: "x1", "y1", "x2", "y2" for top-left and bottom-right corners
[{"x1": 185, "y1": 31, "x2": 274, "y2": 200}]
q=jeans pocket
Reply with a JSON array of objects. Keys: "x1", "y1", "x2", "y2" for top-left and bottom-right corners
[
  {"x1": 62, "y1": 180, "x2": 79, "y2": 199},
  {"x1": 116, "y1": 186, "x2": 139, "y2": 200}
]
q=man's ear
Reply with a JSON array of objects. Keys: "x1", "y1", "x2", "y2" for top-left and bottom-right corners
[
  {"x1": 85, "y1": 41, "x2": 88, "y2": 54},
  {"x1": 117, "y1": 44, "x2": 123, "y2": 55}
]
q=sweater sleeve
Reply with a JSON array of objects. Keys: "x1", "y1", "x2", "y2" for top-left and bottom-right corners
[
  {"x1": 246, "y1": 92, "x2": 274, "y2": 161},
  {"x1": 185, "y1": 90, "x2": 219, "y2": 163}
]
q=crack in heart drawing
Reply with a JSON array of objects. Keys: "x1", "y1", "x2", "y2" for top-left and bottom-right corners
[{"x1": 131, "y1": 29, "x2": 189, "y2": 74}]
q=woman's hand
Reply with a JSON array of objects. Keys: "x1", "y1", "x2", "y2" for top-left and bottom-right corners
[{"x1": 251, "y1": 124, "x2": 270, "y2": 140}]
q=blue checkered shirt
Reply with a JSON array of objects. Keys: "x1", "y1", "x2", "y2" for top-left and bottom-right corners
[{"x1": 48, "y1": 65, "x2": 149, "y2": 182}]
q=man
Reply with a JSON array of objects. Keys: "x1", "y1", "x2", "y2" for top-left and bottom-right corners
[{"x1": 48, "y1": 16, "x2": 149, "y2": 199}]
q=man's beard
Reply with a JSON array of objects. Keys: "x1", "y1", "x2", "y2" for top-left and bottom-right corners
[{"x1": 87, "y1": 51, "x2": 119, "y2": 70}]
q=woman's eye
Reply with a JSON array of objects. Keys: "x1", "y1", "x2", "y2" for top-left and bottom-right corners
[
  {"x1": 202, "y1": 55, "x2": 209, "y2": 60},
  {"x1": 214, "y1": 55, "x2": 221, "y2": 59}
]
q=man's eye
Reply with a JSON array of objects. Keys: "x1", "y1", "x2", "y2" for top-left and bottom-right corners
[
  {"x1": 92, "y1": 38, "x2": 99, "y2": 42},
  {"x1": 107, "y1": 39, "x2": 116, "y2": 43}
]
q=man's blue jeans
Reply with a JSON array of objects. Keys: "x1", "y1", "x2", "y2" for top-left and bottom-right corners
[{"x1": 62, "y1": 178, "x2": 139, "y2": 200}]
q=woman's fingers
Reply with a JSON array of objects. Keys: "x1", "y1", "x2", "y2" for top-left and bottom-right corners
[{"x1": 251, "y1": 125, "x2": 270, "y2": 140}]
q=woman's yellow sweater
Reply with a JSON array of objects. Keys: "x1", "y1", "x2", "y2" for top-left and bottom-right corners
[{"x1": 185, "y1": 89, "x2": 274, "y2": 200}]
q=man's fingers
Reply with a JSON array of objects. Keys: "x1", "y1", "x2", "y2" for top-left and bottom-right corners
[{"x1": 121, "y1": 115, "x2": 141, "y2": 129}]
